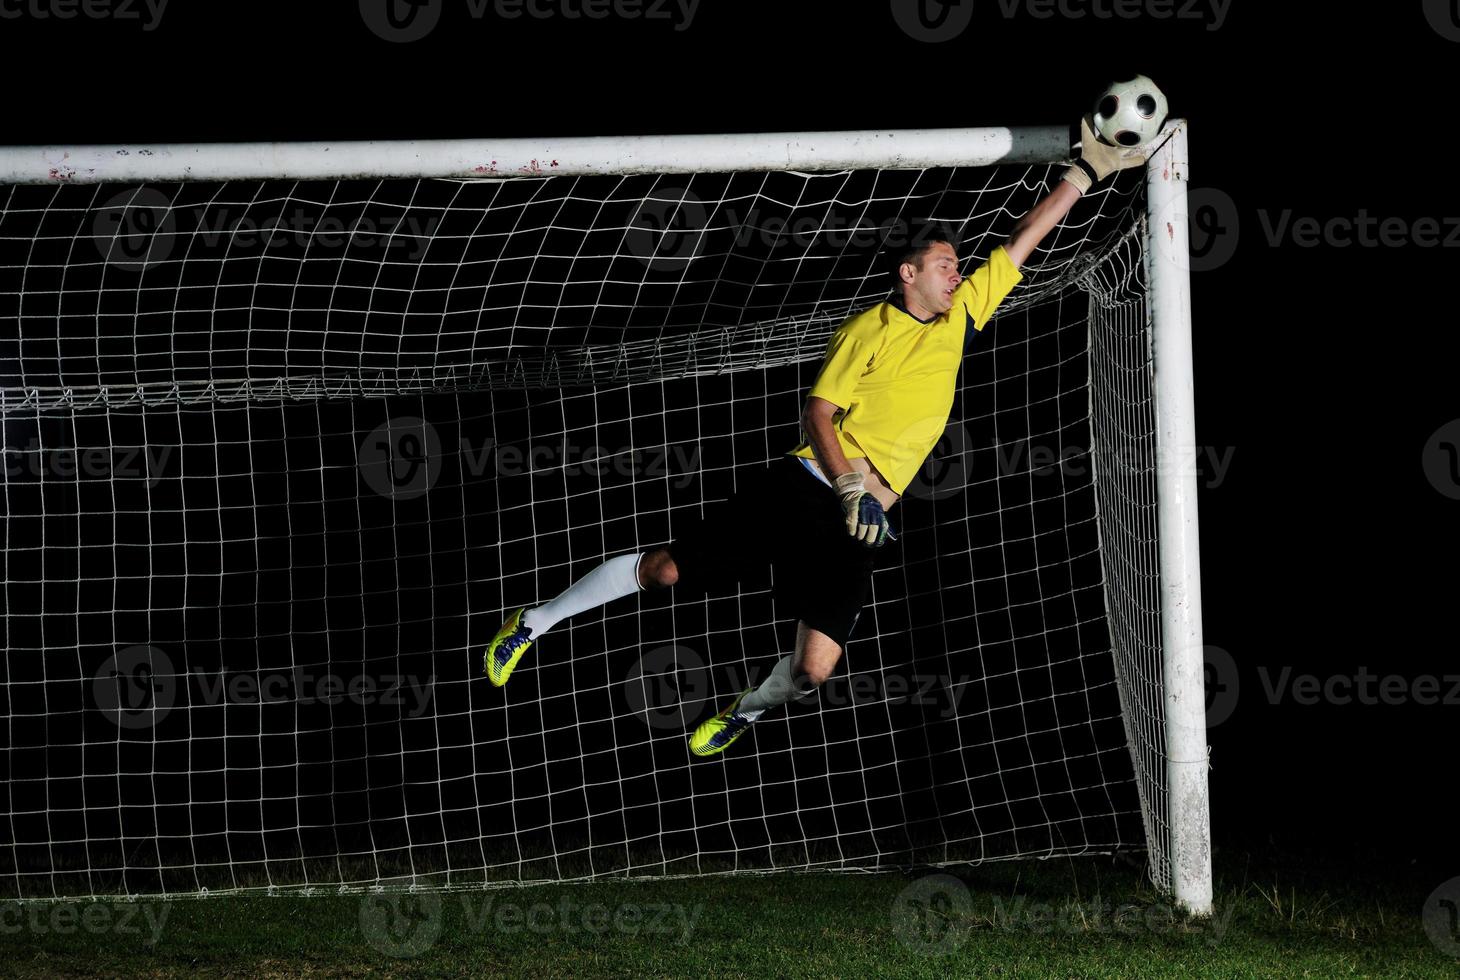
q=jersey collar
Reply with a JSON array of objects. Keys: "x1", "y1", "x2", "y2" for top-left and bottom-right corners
[{"x1": 888, "y1": 295, "x2": 939, "y2": 326}]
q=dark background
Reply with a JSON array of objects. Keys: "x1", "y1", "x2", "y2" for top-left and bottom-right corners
[{"x1": 3, "y1": 1, "x2": 1456, "y2": 877}]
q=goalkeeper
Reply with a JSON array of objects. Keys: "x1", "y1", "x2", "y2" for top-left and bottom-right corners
[{"x1": 484, "y1": 119, "x2": 1151, "y2": 757}]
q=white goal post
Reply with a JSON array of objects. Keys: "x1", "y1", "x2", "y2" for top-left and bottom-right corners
[
  {"x1": 0, "y1": 128, "x2": 1075, "y2": 184},
  {"x1": 1143, "y1": 122, "x2": 1213, "y2": 916},
  {"x1": 0, "y1": 123, "x2": 1211, "y2": 916}
]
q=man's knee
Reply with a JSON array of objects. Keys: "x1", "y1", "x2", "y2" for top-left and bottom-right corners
[
  {"x1": 794, "y1": 624, "x2": 842, "y2": 690},
  {"x1": 638, "y1": 548, "x2": 679, "y2": 590},
  {"x1": 797, "y1": 659, "x2": 836, "y2": 690}
]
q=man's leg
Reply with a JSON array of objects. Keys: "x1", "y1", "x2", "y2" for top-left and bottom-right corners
[
  {"x1": 484, "y1": 547, "x2": 679, "y2": 685},
  {"x1": 635, "y1": 548, "x2": 679, "y2": 590},
  {"x1": 510, "y1": 458, "x2": 774, "y2": 643},
  {"x1": 735, "y1": 622, "x2": 841, "y2": 718},
  {"x1": 488, "y1": 460, "x2": 773, "y2": 686},
  {"x1": 791, "y1": 620, "x2": 843, "y2": 692},
  {"x1": 521, "y1": 547, "x2": 680, "y2": 635},
  {"x1": 688, "y1": 621, "x2": 843, "y2": 757}
]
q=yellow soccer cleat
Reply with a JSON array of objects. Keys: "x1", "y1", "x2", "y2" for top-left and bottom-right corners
[
  {"x1": 484, "y1": 607, "x2": 535, "y2": 687},
  {"x1": 689, "y1": 688, "x2": 758, "y2": 758}
]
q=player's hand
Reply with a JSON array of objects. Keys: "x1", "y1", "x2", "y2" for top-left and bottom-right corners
[
  {"x1": 1060, "y1": 115, "x2": 1153, "y2": 194},
  {"x1": 833, "y1": 471, "x2": 890, "y2": 548}
]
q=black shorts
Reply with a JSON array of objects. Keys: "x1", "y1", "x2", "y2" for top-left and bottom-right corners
[{"x1": 665, "y1": 456, "x2": 887, "y2": 649}]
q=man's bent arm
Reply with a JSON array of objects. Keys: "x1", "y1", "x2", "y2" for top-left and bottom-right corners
[
  {"x1": 802, "y1": 396, "x2": 855, "y2": 481},
  {"x1": 1001, "y1": 180, "x2": 1082, "y2": 269}
]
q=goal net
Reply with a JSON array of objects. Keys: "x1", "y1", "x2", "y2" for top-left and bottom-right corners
[{"x1": 0, "y1": 126, "x2": 1211, "y2": 911}]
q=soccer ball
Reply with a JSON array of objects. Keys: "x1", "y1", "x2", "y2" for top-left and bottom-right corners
[{"x1": 1092, "y1": 76, "x2": 1169, "y2": 148}]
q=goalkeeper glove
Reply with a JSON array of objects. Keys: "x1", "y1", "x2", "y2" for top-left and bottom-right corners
[
  {"x1": 834, "y1": 471, "x2": 890, "y2": 548},
  {"x1": 1060, "y1": 115, "x2": 1153, "y2": 194}
]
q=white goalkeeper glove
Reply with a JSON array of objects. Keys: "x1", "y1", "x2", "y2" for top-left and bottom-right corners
[
  {"x1": 833, "y1": 471, "x2": 890, "y2": 548},
  {"x1": 1060, "y1": 115, "x2": 1153, "y2": 194}
]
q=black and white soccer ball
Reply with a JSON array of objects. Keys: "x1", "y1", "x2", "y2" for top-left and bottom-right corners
[{"x1": 1092, "y1": 76, "x2": 1169, "y2": 148}]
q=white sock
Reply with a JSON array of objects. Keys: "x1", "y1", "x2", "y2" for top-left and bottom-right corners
[
  {"x1": 521, "y1": 553, "x2": 645, "y2": 637},
  {"x1": 736, "y1": 655, "x2": 814, "y2": 719}
]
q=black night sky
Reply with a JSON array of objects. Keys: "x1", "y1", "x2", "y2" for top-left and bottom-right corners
[{"x1": 2, "y1": 0, "x2": 1456, "y2": 893}]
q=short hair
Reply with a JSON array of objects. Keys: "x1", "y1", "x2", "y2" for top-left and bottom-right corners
[{"x1": 885, "y1": 223, "x2": 958, "y2": 286}]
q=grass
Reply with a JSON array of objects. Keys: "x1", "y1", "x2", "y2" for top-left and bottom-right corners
[{"x1": 2, "y1": 845, "x2": 1455, "y2": 977}]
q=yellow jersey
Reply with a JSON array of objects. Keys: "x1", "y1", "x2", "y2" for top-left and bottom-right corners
[{"x1": 787, "y1": 245, "x2": 1022, "y2": 495}]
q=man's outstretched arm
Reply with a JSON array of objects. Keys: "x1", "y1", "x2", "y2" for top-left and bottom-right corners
[
  {"x1": 1001, "y1": 115, "x2": 1154, "y2": 269},
  {"x1": 1001, "y1": 180, "x2": 1082, "y2": 269}
]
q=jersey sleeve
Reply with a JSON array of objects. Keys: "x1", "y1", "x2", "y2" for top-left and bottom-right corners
[
  {"x1": 806, "y1": 322, "x2": 876, "y2": 410},
  {"x1": 956, "y1": 244, "x2": 1023, "y2": 332}
]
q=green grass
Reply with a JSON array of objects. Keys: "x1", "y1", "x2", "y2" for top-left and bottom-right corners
[{"x1": 3, "y1": 848, "x2": 1455, "y2": 977}]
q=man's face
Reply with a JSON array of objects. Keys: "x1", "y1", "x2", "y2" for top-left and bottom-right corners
[{"x1": 901, "y1": 241, "x2": 962, "y2": 318}]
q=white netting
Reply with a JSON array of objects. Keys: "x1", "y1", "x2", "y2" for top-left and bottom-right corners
[{"x1": 0, "y1": 161, "x2": 1169, "y2": 899}]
